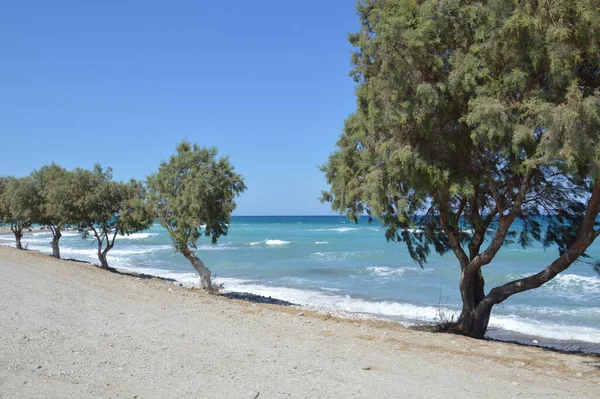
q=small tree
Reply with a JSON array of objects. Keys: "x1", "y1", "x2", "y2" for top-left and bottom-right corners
[
  {"x1": 30, "y1": 163, "x2": 72, "y2": 258},
  {"x1": 323, "y1": 0, "x2": 600, "y2": 338},
  {"x1": 147, "y1": 141, "x2": 246, "y2": 291},
  {"x1": 0, "y1": 177, "x2": 38, "y2": 250},
  {"x1": 68, "y1": 165, "x2": 154, "y2": 269}
]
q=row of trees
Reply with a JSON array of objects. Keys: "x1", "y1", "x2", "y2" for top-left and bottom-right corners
[
  {"x1": 323, "y1": 0, "x2": 600, "y2": 338},
  {"x1": 0, "y1": 142, "x2": 246, "y2": 291}
]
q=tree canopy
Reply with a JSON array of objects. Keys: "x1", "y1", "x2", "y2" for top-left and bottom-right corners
[
  {"x1": 0, "y1": 177, "x2": 39, "y2": 250},
  {"x1": 147, "y1": 141, "x2": 246, "y2": 290},
  {"x1": 67, "y1": 165, "x2": 154, "y2": 269},
  {"x1": 323, "y1": 0, "x2": 600, "y2": 338},
  {"x1": 30, "y1": 163, "x2": 72, "y2": 258}
]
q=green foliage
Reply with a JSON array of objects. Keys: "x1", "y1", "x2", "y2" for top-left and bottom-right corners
[
  {"x1": 0, "y1": 176, "x2": 12, "y2": 225},
  {"x1": 67, "y1": 164, "x2": 154, "y2": 267},
  {"x1": 323, "y1": 0, "x2": 600, "y2": 266},
  {"x1": 0, "y1": 177, "x2": 38, "y2": 230},
  {"x1": 147, "y1": 141, "x2": 246, "y2": 253},
  {"x1": 30, "y1": 163, "x2": 72, "y2": 229}
]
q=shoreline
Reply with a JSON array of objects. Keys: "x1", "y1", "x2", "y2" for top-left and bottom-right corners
[
  {"x1": 1, "y1": 245, "x2": 599, "y2": 398},
  {"x1": 3, "y1": 239, "x2": 600, "y2": 357},
  {"x1": 2, "y1": 229, "x2": 600, "y2": 356}
]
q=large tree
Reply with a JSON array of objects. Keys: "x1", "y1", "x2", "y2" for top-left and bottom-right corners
[
  {"x1": 322, "y1": 0, "x2": 600, "y2": 338},
  {"x1": 147, "y1": 142, "x2": 246, "y2": 291},
  {"x1": 68, "y1": 165, "x2": 154, "y2": 269},
  {"x1": 30, "y1": 163, "x2": 72, "y2": 258},
  {"x1": 0, "y1": 177, "x2": 38, "y2": 250}
]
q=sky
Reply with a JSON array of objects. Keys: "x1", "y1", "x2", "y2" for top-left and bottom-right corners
[{"x1": 0, "y1": 1, "x2": 360, "y2": 215}]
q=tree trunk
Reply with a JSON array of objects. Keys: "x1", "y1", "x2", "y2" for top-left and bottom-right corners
[
  {"x1": 14, "y1": 228, "x2": 23, "y2": 250},
  {"x1": 455, "y1": 269, "x2": 490, "y2": 338},
  {"x1": 51, "y1": 228, "x2": 61, "y2": 259},
  {"x1": 97, "y1": 242, "x2": 110, "y2": 269},
  {"x1": 98, "y1": 253, "x2": 109, "y2": 269},
  {"x1": 182, "y1": 249, "x2": 213, "y2": 291}
]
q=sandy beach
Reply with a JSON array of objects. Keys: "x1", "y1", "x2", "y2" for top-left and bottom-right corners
[{"x1": 0, "y1": 246, "x2": 599, "y2": 398}]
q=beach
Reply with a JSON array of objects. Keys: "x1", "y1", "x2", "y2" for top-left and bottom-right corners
[
  {"x1": 0, "y1": 246, "x2": 599, "y2": 398},
  {"x1": 4, "y1": 217, "x2": 600, "y2": 350}
]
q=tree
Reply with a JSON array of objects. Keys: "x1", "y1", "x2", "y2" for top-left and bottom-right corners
[
  {"x1": 0, "y1": 177, "x2": 38, "y2": 250},
  {"x1": 322, "y1": 0, "x2": 600, "y2": 338},
  {"x1": 68, "y1": 165, "x2": 154, "y2": 269},
  {"x1": 147, "y1": 142, "x2": 246, "y2": 291},
  {"x1": 30, "y1": 164, "x2": 72, "y2": 258}
]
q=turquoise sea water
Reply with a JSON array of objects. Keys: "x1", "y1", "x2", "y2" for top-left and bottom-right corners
[{"x1": 5, "y1": 216, "x2": 600, "y2": 350}]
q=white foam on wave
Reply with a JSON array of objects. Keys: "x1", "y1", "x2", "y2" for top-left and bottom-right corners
[
  {"x1": 311, "y1": 227, "x2": 358, "y2": 232},
  {"x1": 489, "y1": 314, "x2": 600, "y2": 343},
  {"x1": 109, "y1": 265, "x2": 252, "y2": 288},
  {"x1": 507, "y1": 305, "x2": 600, "y2": 318},
  {"x1": 311, "y1": 226, "x2": 381, "y2": 233},
  {"x1": 553, "y1": 274, "x2": 600, "y2": 293},
  {"x1": 266, "y1": 240, "x2": 290, "y2": 246},
  {"x1": 503, "y1": 272, "x2": 600, "y2": 302},
  {"x1": 116, "y1": 266, "x2": 201, "y2": 284},
  {"x1": 195, "y1": 243, "x2": 237, "y2": 251},
  {"x1": 218, "y1": 279, "x2": 448, "y2": 321},
  {"x1": 61, "y1": 231, "x2": 81, "y2": 237},
  {"x1": 32, "y1": 230, "x2": 80, "y2": 238},
  {"x1": 249, "y1": 240, "x2": 291, "y2": 246},
  {"x1": 315, "y1": 241, "x2": 329, "y2": 245},
  {"x1": 366, "y1": 266, "x2": 424, "y2": 277},
  {"x1": 120, "y1": 232, "x2": 159, "y2": 240},
  {"x1": 310, "y1": 251, "x2": 363, "y2": 261},
  {"x1": 110, "y1": 245, "x2": 172, "y2": 256}
]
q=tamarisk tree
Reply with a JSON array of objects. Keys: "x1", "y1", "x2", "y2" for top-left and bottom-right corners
[
  {"x1": 147, "y1": 142, "x2": 246, "y2": 291},
  {"x1": 30, "y1": 164, "x2": 72, "y2": 258},
  {"x1": 0, "y1": 177, "x2": 38, "y2": 250},
  {"x1": 322, "y1": 0, "x2": 600, "y2": 338},
  {"x1": 68, "y1": 165, "x2": 154, "y2": 269}
]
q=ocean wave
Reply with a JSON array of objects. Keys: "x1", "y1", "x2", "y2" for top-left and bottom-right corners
[
  {"x1": 489, "y1": 314, "x2": 600, "y2": 343},
  {"x1": 194, "y1": 243, "x2": 237, "y2": 251},
  {"x1": 120, "y1": 233, "x2": 159, "y2": 240},
  {"x1": 553, "y1": 273, "x2": 600, "y2": 292},
  {"x1": 315, "y1": 241, "x2": 329, "y2": 245},
  {"x1": 311, "y1": 226, "x2": 381, "y2": 233},
  {"x1": 366, "y1": 266, "x2": 424, "y2": 277},
  {"x1": 218, "y1": 279, "x2": 446, "y2": 320},
  {"x1": 249, "y1": 240, "x2": 291, "y2": 246},
  {"x1": 115, "y1": 266, "x2": 201, "y2": 284},
  {"x1": 110, "y1": 245, "x2": 172, "y2": 256},
  {"x1": 503, "y1": 305, "x2": 600, "y2": 318},
  {"x1": 31, "y1": 230, "x2": 80, "y2": 238},
  {"x1": 501, "y1": 272, "x2": 600, "y2": 302},
  {"x1": 310, "y1": 227, "x2": 359, "y2": 232},
  {"x1": 310, "y1": 251, "x2": 363, "y2": 261}
]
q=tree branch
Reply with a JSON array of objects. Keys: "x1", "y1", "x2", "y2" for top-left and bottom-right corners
[
  {"x1": 439, "y1": 204, "x2": 470, "y2": 269},
  {"x1": 477, "y1": 182, "x2": 600, "y2": 309},
  {"x1": 467, "y1": 168, "x2": 535, "y2": 272}
]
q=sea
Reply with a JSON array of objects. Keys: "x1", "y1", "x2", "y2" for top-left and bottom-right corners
[{"x1": 3, "y1": 216, "x2": 600, "y2": 353}]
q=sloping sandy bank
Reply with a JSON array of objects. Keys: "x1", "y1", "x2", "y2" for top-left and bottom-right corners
[{"x1": 0, "y1": 246, "x2": 598, "y2": 398}]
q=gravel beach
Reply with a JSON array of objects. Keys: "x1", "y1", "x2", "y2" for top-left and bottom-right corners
[{"x1": 1, "y1": 245, "x2": 599, "y2": 398}]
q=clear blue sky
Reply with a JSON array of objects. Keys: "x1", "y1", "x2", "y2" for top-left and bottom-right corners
[{"x1": 1, "y1": 1, "x2": 359, "y2": 215}]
